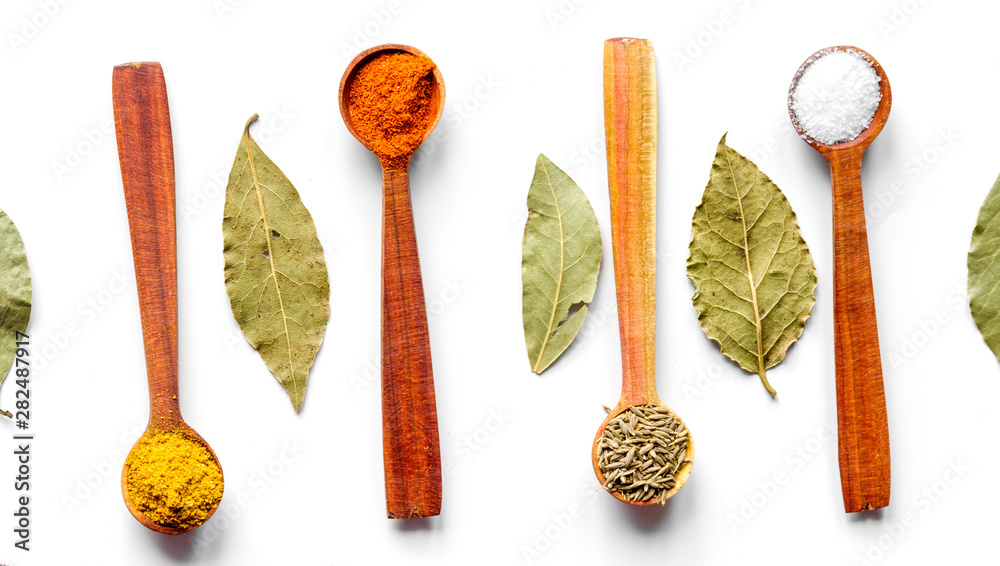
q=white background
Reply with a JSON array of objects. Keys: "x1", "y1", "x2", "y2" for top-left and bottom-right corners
[{"x1": 0, "y1": 0, "x2": 993, "y2": 564}]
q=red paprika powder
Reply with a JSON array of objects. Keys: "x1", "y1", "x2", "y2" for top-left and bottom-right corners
[{"x1": 347, "y1": 52, "x2": 436, "y2": 165}]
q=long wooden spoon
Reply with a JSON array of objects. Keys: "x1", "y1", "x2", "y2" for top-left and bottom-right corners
[
  {"x1": 789, "y1": 46, "x2": 891, "y2": 513},
  {"x1": 113, "y1": 62, "x2": 223, "y2": 533},
  {"x1": 591, "y1": 38, "x2": 694, "y2": 505},
  {"x1": 339, "y1": 44, "x2": 444, "y2": 519}
]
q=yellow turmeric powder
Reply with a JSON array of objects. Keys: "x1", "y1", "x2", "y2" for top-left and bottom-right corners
[{"x1": 124, "y1": 430, "x2": 224, "y2": 530}]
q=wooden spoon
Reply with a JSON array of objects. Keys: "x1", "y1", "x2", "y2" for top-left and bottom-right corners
[
  {"x1": 339, "y1": 44, "x2": 444, "y2": 519},
  {"x1": 788, "y1": 46, "x2": 891, "y2": 513},
  {"x1": 591, "y1": 38, "x2": 694, "y2": 505},
  {"x1": 113, "y1": 62, "x2": 223, "y2": 534}
]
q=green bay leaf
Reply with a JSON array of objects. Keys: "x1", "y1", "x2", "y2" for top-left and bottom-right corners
[
  {"x1": 0, "y1": 209, "x2": 30, "y2": 418},
  {"x1": 223, "y1": 114, "x2": 330, "y2": 412},
  {"x1": 522, "y1": 154, "x2": 602, "y2": 374},
  {"x1": 687, "y1": 134, "x2": 816, "y2": 396},
  {"x1": 968, "y1": 171, "x2": 1000, "y2": 360}
]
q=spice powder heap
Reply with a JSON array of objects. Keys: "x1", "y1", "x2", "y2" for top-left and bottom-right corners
[
  {"x1": 347, "y1": 52, "x2": 437, "y2": 165},
  {"x1": 124, "y1": 430, "x2": 224, "y2": 530},
  {"x1": 597, "y1": 405, "x2": 691, "y2": 504},
  {"x1": 790, "y1": 49, "x2": 881, "y2": 145}
]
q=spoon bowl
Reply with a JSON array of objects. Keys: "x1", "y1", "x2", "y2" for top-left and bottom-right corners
[
  {"x1": 788, "y1": 46, "x2": 892, "y2": 513},
  {"x1": 592, "y1": 403, "x2": 695, "y2": 506},
  {"x1": 122, "y1": 423, "x2": 223, "y2": 535},
  {"x1": 339, "y1": 44, "x2": 445, "y2": 163},
  {"x1": 788, "y1": 45, "x2": 892, "y2": 154},
  {"x1": 338, "y1": 44, "x2": 445, "y2": 519}
]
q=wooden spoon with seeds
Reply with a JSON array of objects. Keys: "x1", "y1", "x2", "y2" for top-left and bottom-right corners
[
  {"x1": 591, "y1": 38, "x2": 694, "y2": 506},
  {"x1": 113, "y1": 62, "x2": 223, "y2": 534}
]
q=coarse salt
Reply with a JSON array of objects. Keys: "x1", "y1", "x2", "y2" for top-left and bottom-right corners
[{"x1": 790, "y1": 49, "x2": 881, "y2": 145}]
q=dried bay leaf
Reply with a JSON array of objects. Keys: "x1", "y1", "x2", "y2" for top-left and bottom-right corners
[
  {"x1": 522, "y1": 154, "x2": 602, "y2": 374},
  {"x1": 0, "y1": 209, "x2": 30, "y2": 418},
  {"x1": 223, "y1": 114, "x2": 329, "y2": 412},
  {"x1": 968, "y1": 172, "x2": 1000, "y2": 360},
  {"x1": 687, "y1": 134, "x2": 816, "y2": 396}
]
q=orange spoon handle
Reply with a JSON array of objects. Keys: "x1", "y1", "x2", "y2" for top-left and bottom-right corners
[
  {"x1": 112, "y1": 62, "x2": 182, "y2": 429},
  {"x1": 604, "y1": 38, "x2": 659, "y2": 408},
  {"x1": 829, "y1": 150, "x2": 890, "y2": 512},
  {"x1": 380, "y1": 162, "x2": 442, "y2": 519}
]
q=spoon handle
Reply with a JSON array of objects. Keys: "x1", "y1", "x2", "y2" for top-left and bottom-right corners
[
  {"x1": 829, "y1": 150, "x2": 890, "y2": 512},
  {"x1": 604, "y1": 38, "x2": 659, "y2": 408},
  {"x1": 380, "y1": 163, "x2": 442, "y2": 519},
  {"x1": 112, "y1": 62, "x2": 182, "y2": 429}
]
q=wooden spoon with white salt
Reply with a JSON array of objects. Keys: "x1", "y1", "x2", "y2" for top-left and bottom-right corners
[{"x1": 789, "y1": 45, "x2": 892, "y2": 513}]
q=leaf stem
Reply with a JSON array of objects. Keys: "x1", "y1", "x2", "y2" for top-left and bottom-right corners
[{"x1": 759, "y1": 367, "x2": 776, "y2": 397}]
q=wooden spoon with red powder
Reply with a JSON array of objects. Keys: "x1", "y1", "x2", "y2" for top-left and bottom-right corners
[{"x1": 340, "y1": 44, "x2": 445, "y2": 519}]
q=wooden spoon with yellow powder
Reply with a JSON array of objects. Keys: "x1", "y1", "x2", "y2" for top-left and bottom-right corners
[{"x1": 113, "y1": 62, "x2": 224, "y2": 534}]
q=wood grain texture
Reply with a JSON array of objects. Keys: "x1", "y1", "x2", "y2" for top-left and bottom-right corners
[
  {"x1": 789, "y1": 46, "x2": 892, "y2": 513},
  {"x1": 380, "y1": 163, "x2": 441, "y2": 519},
  {"x1": 603, "y1": 38, "x2": 658, "y2": 408},
  {"x1": 112, "y1": 62, "x2": 181, "y2": 431},
  {"x1": 829, "y1": 150, "x2": 890, "y2": 513},
  {"x1": 114, "y1": 62, "x2": 223, "y2": 535},
  {"x1": 338, "y1": 44, "x2": 445, "y2": 519}
]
